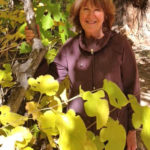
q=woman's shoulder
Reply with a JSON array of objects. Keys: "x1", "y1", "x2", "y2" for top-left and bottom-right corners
[
  {"x1": 60, "y1": 34, "x2": 80, "y2": 50},
  {"x1": 110, "y1": 30, "x2": 132, "y2": 53}
]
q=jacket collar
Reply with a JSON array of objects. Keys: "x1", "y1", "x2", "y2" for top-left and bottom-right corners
[{"x1": 79, "y1": 30, "x2": 112, "y2": 53}]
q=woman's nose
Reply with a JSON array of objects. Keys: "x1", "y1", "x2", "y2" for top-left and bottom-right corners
[{"x1": 88, "y1": 11, "x2": 95, "y2": 18}]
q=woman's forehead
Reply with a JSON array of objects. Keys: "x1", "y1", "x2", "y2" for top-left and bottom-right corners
[{"x1": 81, "y1": 0, "x2": 102, "y2": 7}]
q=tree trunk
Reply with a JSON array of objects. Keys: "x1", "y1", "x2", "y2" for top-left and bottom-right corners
[{"x1": 114, "y1": 0, "x2": 150, "y2": 49}]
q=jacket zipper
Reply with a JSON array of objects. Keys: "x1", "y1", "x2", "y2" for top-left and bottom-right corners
[{"x1": 91, "y1": 49, "x2": 95, "y2": 90}]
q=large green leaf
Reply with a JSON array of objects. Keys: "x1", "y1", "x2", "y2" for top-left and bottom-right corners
[
  {"x1": 129, "y1": 95, "x2": 150, "y2": 149},
  {"x1": 41, "y1": 13, "x2": 54, "y2": 31},
  {"x1": 103, "y1": 79, "x2": 129, "y2": 109},
  {"x1": 100, "y1": 117, "x2": 126, "y2": 150},
  {"x1": 56, "y1": 109, "x2": 87, "y2": 150},
  {"x1": 80, "y1": 88, "x2": 109, "y2": 129}
]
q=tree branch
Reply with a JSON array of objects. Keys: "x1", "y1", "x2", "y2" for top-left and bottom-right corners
[{"x1": 7, "y1": 0, "x2": 47, "y2": 112}]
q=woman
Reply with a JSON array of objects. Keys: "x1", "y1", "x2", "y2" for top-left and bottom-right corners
[{"x1": 26, "y1": 0, "x2": 140, "y2": 149}]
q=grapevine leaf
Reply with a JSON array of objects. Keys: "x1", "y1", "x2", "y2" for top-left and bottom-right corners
[
  {"x1": 10, "y1": 126, "x2": 33, "y2": 149},
  {"x1": 41, "y1": 13, "x2": 54, "y2": 31},
  {"x1": 100, "y1": 117, "x2": 126, "y2": 150},
  {"x1": 28, "y1": 75, "x2": 59, "y2": 96},
  {"x1": 19, "y1": 42, "x2": 32, "y2": 54},
  {"x1": 128, "y1": 95, "x2": 150, "y2": 149},
  {"x1": 56, "y1": 109, "x2": 87, "y2": 150},
  {"x1": 0, "y1": 126, "x2": 32, "y2": 150},
  {"x1": 103, "y1": 79, "x2": 129, "y2": 109},
  {"x1": 25, "y1": 102, "x2": 41, "y2": 120},
  {"x1": 38, "y1": 110, "x2": 59, "y2": 147},
  {"x1": 80, "y1": 88, "x2": 109, "y2": 129},
  {"x1": 0, "y1": 105, "x2": 28, "y2": 127}
]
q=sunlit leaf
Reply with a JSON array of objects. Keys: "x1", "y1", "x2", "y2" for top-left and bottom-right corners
[
  {"x1": 80, "y1": 87, "x2": 109, "y2": 129},
  {"x1": 56, "y1": 109, "x2": 87, "y2": 150},
  {"x1": 0, "y1": 105, "x2": 28, "y2": 127},
  {"x1": 0, "y1": 126, "x2": 32, "y2": 150},
  {"x1": 129, "y1": 95, "x2": 150, "y2": 149},
  {"x1": 100, "y1": 117, "x2": 126, "y2": 150},
  {"x1": 28, "y1": 75, "x2": 59, "y2": 96},
  {"x1": 103, "y1": 79, "x2": 129, "y2": 109},
  {"x1": 25, "y1": 102, "x2": 41, "y2": 120},
  {"x1": 41, "y1": 13, "x2": 54, "y2": 31},
  {"x1": 38, "y1": 110, "x2": 59, "y2": 147},
  {"x1": 10, "y1": 126, "x2": 32, "y2": 149}
]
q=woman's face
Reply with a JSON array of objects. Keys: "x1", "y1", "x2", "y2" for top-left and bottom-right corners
[{"x1": 79, "y1": 1, "x2": 104, "y2": 38}]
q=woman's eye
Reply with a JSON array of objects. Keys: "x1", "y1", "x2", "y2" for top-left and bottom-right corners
[
  {"x1": 95, "y1": 8, "x2": 100, "y2": 12},
  {"x1": 83, "y1": 7, "x2": 89, "y2": 11}
]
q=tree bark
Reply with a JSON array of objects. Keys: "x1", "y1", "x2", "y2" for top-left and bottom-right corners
[
  {"x1": 7, "y1": 0, "x2": 47, "y2": 112},
  {"x1": 114, "y1": 0, "x2": 150, "y2": 48}
]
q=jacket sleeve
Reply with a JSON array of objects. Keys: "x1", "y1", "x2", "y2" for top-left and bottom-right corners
[
  {"x1": 49, "y1": 47, "x2": 68, "y2": 82},
  {"x1": 121, "y1": 39, "x2": 140, "y2": 130}
]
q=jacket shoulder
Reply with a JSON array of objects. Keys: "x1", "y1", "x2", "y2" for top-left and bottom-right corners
[
  {"x1": 110, "y1": 31, "x2": 132, "y2": 54},
  {"x1": 60, "y1": 34, "x2": 79, "y2": 51}
]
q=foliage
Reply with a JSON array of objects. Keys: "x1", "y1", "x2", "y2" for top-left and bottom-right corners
[{"x1": 1, "y1": 73, "x2": 150, "y2": 149}]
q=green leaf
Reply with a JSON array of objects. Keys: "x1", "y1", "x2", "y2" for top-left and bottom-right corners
[
  {"x1": 0, "y1": 105, "x2": 28, "y2": 127},
  {"x1": 103, "y1": 79, "x2": 129, "y2": 109},
  {"x1": 41, "y1": 13, "x2": 54, "y2": 31},
  {"x1": 18, "y1": 23, "x2": 27, "y2": 34},
  {"x1": 45, "y1": 49, "x2": 58, "y2": 64},
  {"x1": 28, "y1": 75, "x2": 59, "y2": 96},
  {"x1": 19, "y1": 42, "x2": 32, "y2": 54},
  {"x1": 100, "y1": 117, "x2": 126, "y2": 150},
  {"x1": 80, "y1": 88, "x2": 109, "y2": 129},
  {"x1": 128, "y1": 95, "x2": 150, "y2": 149},
  {"x1": 56, "y1": 109, "x2": 87, "y2": 150}
]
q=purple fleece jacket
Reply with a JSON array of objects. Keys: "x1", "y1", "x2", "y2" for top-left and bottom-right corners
[{"x1": 36, "y1": 30, "x2": 140, "y2": 133}]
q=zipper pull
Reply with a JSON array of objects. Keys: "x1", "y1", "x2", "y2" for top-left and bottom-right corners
[{"x1": 91, "y1": 49, "x2": 94, "y2": 55}]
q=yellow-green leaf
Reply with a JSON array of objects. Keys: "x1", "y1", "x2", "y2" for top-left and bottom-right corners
[
  {"x1": 100, "y1": 117, "x2": 126, "y2": 150},
  {"x1": 28, "y1": 75, "x2": 59, "y2": 96},
  {"x1": 0, "y1": 105, "x2": 28, "y2": 127},
  {"x1": 56, "y1": 109, "x2": 87, "y2": 150},
  {"x1": 103, "y1": 79, "x2": 129, "y2": 109},
  {"x1": 38, "y1": 110, "x2": 59, "y2": 147},
  {"x1": 80, "y1": 88, "x2": 109, "y2": 129},
  {"x1": 10, "y1": 126, "x2": 32, "y2": 149}
]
